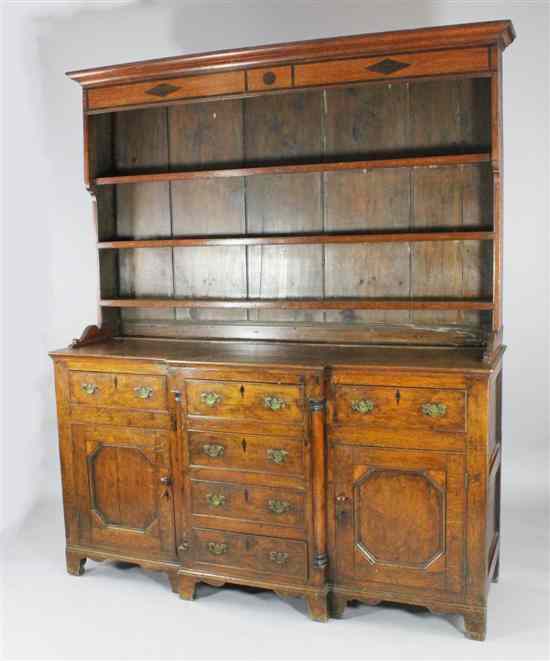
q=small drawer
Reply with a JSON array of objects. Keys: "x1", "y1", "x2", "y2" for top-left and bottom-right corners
[
  {"x1": 191, "y1": 480, "x2": 305, "y2": 528},
  {"x1": 69, "y1": 371, "x2": 167, "y2": 410},
  {"x1": 247, "y1": 66, "x2": 292, "y2": 91},
  {"x1": 188, "y1": 430, "x2": 305, "y2": 476},
  {"x1": 334, "y1": 385, "x2": 466, "y2": 433},
  {"x1": 193, "y1": 528, "x2": 307, "y2": 580},
  {"x1": 185, "y1": 380, "x2": 304, "y2": 424}
]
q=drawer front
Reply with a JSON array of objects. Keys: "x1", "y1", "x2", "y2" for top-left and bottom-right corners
[
  {"x1": 87, "y1": 70, "x2": 245, "y2": 110},
  {"x1": 191, "y1": 480, "x2": 305, "y2": 528},
  {"x1": 246, "y1": 66, "x2": 292, "y2": 91},
  {"x1": 295, "y1": 47, "x2": 489, "y2": 87},
  {"x1": 193, "y1": 528, "x2": 307, "y2": 580},
  {"x1": 334, "y1": 385, "x2": 466, "y2": 433},
  {"x1": 185, "y1": 380, "x2": 304, "y2": 424},
  {"x1": 69, "y1": 371, "x2": 167, "y2": 410},
  {"x1": 188, "y1": 430, "x2": 305, "y2": 476}
]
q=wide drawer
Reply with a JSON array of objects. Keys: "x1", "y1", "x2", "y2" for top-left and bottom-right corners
[
  {"x1": 334, "y1": 385, "x2": 466, "y2": 433},
  {"x1": 190, "y1": 479, "x2": 305, "y2": 528},
  {"x1": 185, "y1": 380, "x2": 304, "y2": 424},
  {"x1": 295, "y1": 47, "x2": 489, "y2": 87},
  {"x1": 192, "y1": 528, "x2": 307, "y2": 580},
  {"x1": 188, "y1": 430, "x2": 305, "y2": 476},
  {"x1": 69, "y1": 371, "x2": 167, "y2": 410}
]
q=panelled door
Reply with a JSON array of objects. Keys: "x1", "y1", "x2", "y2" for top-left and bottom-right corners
[
  {"x1": 72, "y1": 425, "x2": 175, "y2": 556},
  {"x1": 333, "y1": 445, "x2": 465, "y2": 594}
]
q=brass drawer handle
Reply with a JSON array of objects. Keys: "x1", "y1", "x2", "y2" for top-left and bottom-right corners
[
  {"x1": 264, "y1": 395, "x2": 286, "y2": 411},
  {"x1": 202, "y1": 443, "x2": 225, "y2": 458},
  {"x1": 269, "y1": 551, "x2": 289, "y2": 565},
  {"x1": 206, "y1": 493, "x2": 226, "y2": 508},
  {"x1": 267, "y1": 499, "x2": 292, "y2": 515},
  {"x1": 267, "y1": 448, "x2": 288, "y2": 465},
  {"x1": 134, "y1": 386, "x2": 153, "y2": 399},
  {"x1": 81, "y1": 383, "x2": 98, "y2": 395},
  {"x1": 201, "y1": 391, "x2": 222, "y2": 407},
  {"x1": 421, "y1": 402, "x2": 448, "y2": 417},
  {"x1": 178, "y1": 541, "x2": 190, "y2": 553},
  {"x1": 351, "y1": 399, "x2": 375, "y2": 414},
  {"x1": 207, "y1": 542, "x2": 228, "y2": 556}
]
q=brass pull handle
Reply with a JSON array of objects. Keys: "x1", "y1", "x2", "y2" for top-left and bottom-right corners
[
  {"x1": 267, "y1": 499, "x2": 292, "y2": 515},
  {"x1": 421, "y1": 402, "x2": 447, "y2": 417},
  {"x1": 178, "y1": 541, "x2": 190, "y2": 553},
  {"x1": 160, "y1": 476, "x2": 172, "y2": 486},
  {"x1": 81, "y1": 383, "x2": 98, "y2": 395},
  {"x1": 206, "y1": 493, "x2": 226, "y2": 508},
  {"x1": 351, "y1": 399, "x2": 375, "y2": 414},
  {"x1": 202, "y1": 444, "x2": 225, "y2": 458},
  {"x1": 135, "y1": 386, "x2": 153, "y2": 399},
  {"x1": 200, "y1": 392, "x2": 222, "y2": 407},
  {"x1": 208, "y1": 542, "x2": 228, "y2": 556},
  {"x1": 336, "y1": 494, "x2": 349, "y2": 503},
  {"x1": 267, "y1": 448, "x2": 288, "y2": 465},
  {"x1": 269, "y1": 551, "x2": 289, "y2": 566},
  {"x1": 263, "y1": 395, "x2": 286, "y2": 411}
]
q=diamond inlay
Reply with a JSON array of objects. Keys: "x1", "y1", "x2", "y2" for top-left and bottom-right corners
[
  {"x1": 367, "y1": 58, "x2": 411, "y2": 75},
  {"x1": 145, "y1": 83, "x2": 181, "y2": 98}
]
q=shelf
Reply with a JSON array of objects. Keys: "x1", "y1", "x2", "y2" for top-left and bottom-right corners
[
  {"x1": 94, "y1": 152, "x2": 491, "y2": 186},
  {"x1": 101, "y1": 298, "x2": 494, "y2": 311},
  {"x1": 98, "y1": 229, "x2": 494, "y2": 250}
]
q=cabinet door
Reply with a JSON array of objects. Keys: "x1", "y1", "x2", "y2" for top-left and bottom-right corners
[
  {"x1": 333, "y1": 445, "x2": 465, "y2": 594},
  {"x1": 73, "y1": 425, "x2": 175, "y2": 556}
]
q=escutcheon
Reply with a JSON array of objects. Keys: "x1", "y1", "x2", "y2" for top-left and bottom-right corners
[
  {"x1": 202, "y1": 443, "x2": 225, "y2": 458},
  {"x1": 206, "y1": 493, "x2": 226, "y2": 508},
  {"x1": 201, "y1": 392, "x2": 222, "y2": 407},
  {"x1": 267, "y1": 499, "x2": 292, "y2": 515},
  {"x1": 267, "y1": 448, "x2": 288, "y2": 465},
  {"x1": 351, "y1": 399, "x2": 375, "y2": 414},
  {"x1": 208, "y1": 542, "x2": 228, "y2": 556},
  {"x1": 81, "y1": 382, "x2": 98, "y2": 395},
  {"x1": 263, "y1": 395, "x2": 286, "y2": 411},
  {"x1": 269, "y1": 551, "x2": 289, "y2": 565},
  {"x1": 421, "y1": 402, "x2": 447, "y2": 417},
  {"x1": 134, "y1": 385, "x2": 153, "y2": 399}
]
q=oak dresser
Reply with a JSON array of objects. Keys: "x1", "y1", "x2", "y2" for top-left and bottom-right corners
[{"x1": 51, "y1": 20, "x2": 514, "y2": 640}]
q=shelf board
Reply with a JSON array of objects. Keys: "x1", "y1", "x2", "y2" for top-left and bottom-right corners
[
  {"x1": 98, "y1": 229, "x2": 494, "y2": 250},
  {"x1": 101, "y1": 298, "x2": 494, "y2": 311},
  {"x1": 94, "y1": 152, "x2": 491, "y2": 186}
]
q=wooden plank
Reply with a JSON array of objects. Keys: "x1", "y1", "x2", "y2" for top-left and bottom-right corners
[
  {"x1": 87, "y1": 70, "x2": 245, "y2": 110},
  {"x1": 98, "y1": 230, "x2": 494, "y2": 250},
  {"x1": 168, "y1": 100, "x2": 247, "y2": 321},
  {"x1": 94, "y1": 152, "x2": 491, "y2": 185},
  {"x1": 101, "y1": 298, "x2": 493, "y2": 310},
  {"x1": 115, "y1": 108, "x2": 174, "y2": 322},
  {"x1": 245, "y1": 90, "x2": 323, "y2": 322},
  {"x1": 324, "y1": 83, "x2": 411, "y2": 324},
  {"x1": 295, "y1": 47, "x2": 490, "y2": 87}
]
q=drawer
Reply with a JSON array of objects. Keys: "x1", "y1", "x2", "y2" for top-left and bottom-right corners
[
  {"x1": 246, "y1": 66, "x2": 292, "y2": 91},
  {"x1": 69, "y1": 371, "x2": 167, "y2": 410},
  {"x1": 334, "y1": 385, "x2": 466, "y2": 433},
  {"x1": 295, "y1": 47, "x2": 489, "y2": 87},
  {"x1": 188, "y1": 430, "x2": 305, "y2": 476},
  {"x1": 191, "y1": 480, "x2": 305, "y2": 528},
  {"x1": 87, "y1": 70, "x2": 245, "y2": 110},
  {"x1": 193, "y1": 528, "x2": 307, "y2": 580},
  {"x1": 185, "y1": 380, "x2": 304, "y2": 424}
]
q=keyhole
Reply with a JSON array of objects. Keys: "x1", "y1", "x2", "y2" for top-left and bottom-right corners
[
  {"x1": 241, "y1": 438, "x2": 247, "y2": 453},
  {"x1": 244, "y1": 488, "x2": 249, "y2": 503},
  {"x1": 396, "y1": 389, "x2": 401, "y2": 404},
  {"x1": 240, "y1": 385, "x2": 245, "y2": 398}
]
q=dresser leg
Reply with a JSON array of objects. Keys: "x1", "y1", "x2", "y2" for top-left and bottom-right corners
[
  {"x1": 178, "y1": 575, "x2": 198, "y2": 601},
  {"x1": 329, "y1": 593, "x2": 348, "y2": 618},
  {"x1": 305, "y1": 592, "x2": 329, "y2": 622},
  {"x1": 464, "y1": 609, "x2": 487, "y2": 641},
  {"x1": 66, "y1": 550, "x2": 86, "y2": 576},
  {"x1": 167, "y1": 572, "x2": 179, "y2": 594}
]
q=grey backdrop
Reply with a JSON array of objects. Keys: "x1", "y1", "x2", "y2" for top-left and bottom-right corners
[{"x1": 2, "y1": 1, "x2": 549, "y2": 659}]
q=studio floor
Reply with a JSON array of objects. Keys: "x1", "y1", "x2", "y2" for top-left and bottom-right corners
[{"x1": 2, "y1": 498, "x2": 548, "y2": 660}]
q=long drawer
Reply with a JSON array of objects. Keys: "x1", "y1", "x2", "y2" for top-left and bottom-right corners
[
  {"x1": 188, "y1": 430, "x2": 305, "y2": 477},
  {"x1": 334, "y1": 384, "x2": 466, "y2": 433},
  {"x1": 192, "y1": 528, "x2": 307, "y2": 581},
  {"x1": 190, "y1": 479, "x2": 305, "y2": 529}
]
